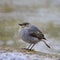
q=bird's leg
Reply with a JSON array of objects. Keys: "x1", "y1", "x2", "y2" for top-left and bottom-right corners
[
  {"x1": 27, "y1": 44, "x2": 32, "y2": 49},
  {"x1": 29, "y1": 44, "x2": 35, "y2": 50}
]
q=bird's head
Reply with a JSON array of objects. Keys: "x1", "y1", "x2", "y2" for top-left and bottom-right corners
[{"x1": 19, "y1": 22, "x2": 30, "y2": 28}]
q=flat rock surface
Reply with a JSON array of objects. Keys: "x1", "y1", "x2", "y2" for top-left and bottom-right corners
[{"x1": 0, "y1": 47, "x2": 60, "y2": 60}]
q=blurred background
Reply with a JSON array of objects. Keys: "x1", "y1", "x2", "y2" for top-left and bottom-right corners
[{"x1": 0, "y1": 0, "x2": 60, "y2": 54}]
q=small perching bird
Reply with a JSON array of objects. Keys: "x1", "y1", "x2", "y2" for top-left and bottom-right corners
[{"x1": 19, "y1": 22, "x2": 50, "y2": 50}]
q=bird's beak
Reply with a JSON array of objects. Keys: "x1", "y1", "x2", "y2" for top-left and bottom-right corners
[
  {"x1": 18, "y1": 24, "x2": 25, "y2": 28},
  {"x1": 18, "y1": 24, "x2": 22, "y2": 26}
]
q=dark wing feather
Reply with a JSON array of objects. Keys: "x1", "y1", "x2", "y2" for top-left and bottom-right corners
[
  {"x1": 28, "y1": 25, "x2": 46, "y2": 40},
  {"x1": 29, "y1": 32, "x2": 46, "y2": 40}
]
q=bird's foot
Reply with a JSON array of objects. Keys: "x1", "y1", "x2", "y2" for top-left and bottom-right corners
[
  {"x1": 21, "y1": 48, "x2": 34, "y2": 51},
  {"x1": 28, "y1": 49, "x2": 34, "y2": 51}
]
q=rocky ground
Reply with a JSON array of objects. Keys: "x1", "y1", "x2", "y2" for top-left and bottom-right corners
[{"x1": 0, "y1": 47, "x2": 60, "y2": 60}]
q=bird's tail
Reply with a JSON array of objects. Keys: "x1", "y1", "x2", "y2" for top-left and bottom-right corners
[{"x1": 42, "y1": 40, "x2": 50, "y2": 48}]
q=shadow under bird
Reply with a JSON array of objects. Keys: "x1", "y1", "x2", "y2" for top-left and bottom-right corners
[{"x1": 19, "y1": 22, "x2": 50, "y2": 50}]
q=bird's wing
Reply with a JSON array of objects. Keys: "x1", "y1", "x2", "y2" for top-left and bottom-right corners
[
  {"x1": 28, "y1": 26, "x2": 46, "y2": 40},
  {"x1": 29, "y1": 31, "x2": 46, "y2": 40}
]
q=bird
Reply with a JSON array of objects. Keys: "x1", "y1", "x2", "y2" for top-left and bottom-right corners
[{"x1": 18, "y1": 22, "x2": 50, "y2": 50}]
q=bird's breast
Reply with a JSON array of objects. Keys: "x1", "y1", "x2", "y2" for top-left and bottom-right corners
[{"x1": 19, "y1": 29, "x2": 29, "y2": 39}]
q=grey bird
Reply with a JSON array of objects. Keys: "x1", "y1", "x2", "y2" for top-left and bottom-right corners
[{"x1": 19, "y1": 22, "x2": 50, "y2": 50}]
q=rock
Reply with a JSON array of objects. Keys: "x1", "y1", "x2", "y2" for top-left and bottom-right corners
[{"x1": 0, "y1": 47, "x2": 60, "y2": 60}]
